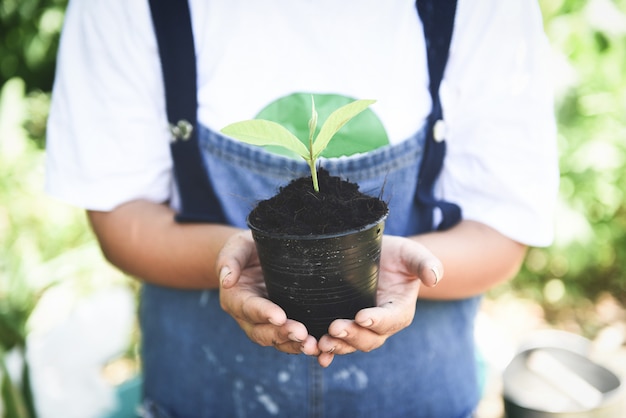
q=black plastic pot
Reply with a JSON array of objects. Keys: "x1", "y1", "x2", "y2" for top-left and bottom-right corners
[{"x1": 248, "y1": 213, "x2": 387, "y2": 339}]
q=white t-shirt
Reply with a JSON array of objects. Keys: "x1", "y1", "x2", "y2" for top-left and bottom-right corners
[{"x1": 45, "y1": 0, "x2": 559, "y2": 247}]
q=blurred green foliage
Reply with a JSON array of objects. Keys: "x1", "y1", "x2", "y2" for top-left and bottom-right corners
[
  {"x1": 498, "y1": 0, "x2": 626, "y2": 317},
  {"x1": 1, "y1": 0, "x2": 67, "y2": 151},
  {"x1": 1, "y1": 3, "x2": 121, "y2": 413},
  {"x1": 0, "y1": 0, "x2": 67, "y2": 93},
  {"x1": 0, "y1": 77, "x2": 133, "y2": 418}
]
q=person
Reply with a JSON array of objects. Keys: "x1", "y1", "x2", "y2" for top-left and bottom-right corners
[{"x1": 45, "y1": 0, "x2": 559, "y2": 416}]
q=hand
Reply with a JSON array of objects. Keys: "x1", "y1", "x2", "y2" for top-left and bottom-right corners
[
  {"x1": 216, "y1": 231, "x2": 320, "y2": 356},
  {"x1": 316, "y1": 235, "x2": 442, "y2": 367}
]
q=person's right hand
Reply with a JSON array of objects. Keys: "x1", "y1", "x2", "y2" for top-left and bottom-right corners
[
  {"x1": 315, "y1": 235, "x2": 442, "y2": 366},
  {"x1": 216, "y1": 230, "x2": 321, "y2": 357}
]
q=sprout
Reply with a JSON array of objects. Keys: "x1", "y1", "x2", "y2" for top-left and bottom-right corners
[{"x1": 221, "y1": 97, "x2": 376, "y2": 192}]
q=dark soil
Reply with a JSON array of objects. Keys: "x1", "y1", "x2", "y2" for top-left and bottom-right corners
[{"x1": 248, "y1": 168, "x2": 388, "y2": 235}]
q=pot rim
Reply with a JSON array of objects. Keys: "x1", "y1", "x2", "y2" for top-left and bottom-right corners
[{"x1": 246, "y1": 211, "x2": 389, "y2": 240}]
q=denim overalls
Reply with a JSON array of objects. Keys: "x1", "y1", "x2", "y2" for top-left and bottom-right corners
[
  {"x1": 142, "y1": 1, "x2": 480, "y2": 417},
  {"x1": 141, "y1": 126, "x2": 481, "y2": 418}
]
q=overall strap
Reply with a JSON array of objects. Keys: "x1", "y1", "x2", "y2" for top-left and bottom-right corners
[
  {"x1": 148, "y1": 0, "x2": 226, "y2": 223},
  {"x1": 415, "y1": 0, "x2": 462, "y2": 232}
]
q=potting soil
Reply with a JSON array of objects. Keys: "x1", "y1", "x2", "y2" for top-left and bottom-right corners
[{"x1": 248, "y1": 168, "x2": 388, "y2": 235}]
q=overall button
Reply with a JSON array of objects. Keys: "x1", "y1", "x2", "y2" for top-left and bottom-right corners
[{"x1": 169, "y1": 120, "x2": 194, "y2": 142}]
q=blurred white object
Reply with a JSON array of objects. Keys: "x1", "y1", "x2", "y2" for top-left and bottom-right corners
[
  {"x1": 26, "y1": 285, "x2": 135, "y2": 418},
  {"x1": 526, "y1": 349, "x2": 604, "y2": 409},
  {"x1": 503, "y1": 330, "x2": 625, "y2": 417}
]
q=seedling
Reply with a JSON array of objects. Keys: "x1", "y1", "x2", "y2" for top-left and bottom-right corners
[{"x1": 221, "y1": 97, "x2": 375, "y2": 192}]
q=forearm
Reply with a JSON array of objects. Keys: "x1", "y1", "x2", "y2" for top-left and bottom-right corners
[
  {"x1": 87, "y1": 200, "x2": 241, "y2": 289},
  {"x1": 413, "y1": 220, "x2": 527, "y2": 300}
]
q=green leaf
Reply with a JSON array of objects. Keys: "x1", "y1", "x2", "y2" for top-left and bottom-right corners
[
  {"x1": 221, "y1": 97, "x2": 377, "y2": 192},
  {"x1": 221, "y1": 119, "x2": 310, "y2": 160},
  {"x1": 312, "y1": 99, "x2": 376, "y2": 158},
  {"x1": 256, "y1": 93, "x2": 388, "y2": 158}
]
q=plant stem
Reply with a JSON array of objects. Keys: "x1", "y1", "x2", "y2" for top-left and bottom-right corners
[
  {"x1": 308, "y1": 159, "x2": 319, "y2": 192},
  {"x1": 307, "y1": 134, "x2": 318, "y2": 192}
]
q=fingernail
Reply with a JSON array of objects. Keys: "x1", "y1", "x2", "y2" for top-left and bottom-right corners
[
  {"x1": 334, "y1": 330, "x2": 348, "y2": 338},
  {"x1": 288, "y1": 333, "x2": 303, "y2": 343},
  {"x1": 327, "y1": 346, "x2": 336, "y2": 354},
  {"x1": 219, "y1": 266, "x2": 231, "y2": 285},
  {"x1": 431, "y1": 266, "x2": 440, "y2": 286},
  {"x1": 268, "y1": 317, "x2": 283, "y2": 327},
  {"x1": 358, "y1": 318, "x2": 373, "y2": 327}
]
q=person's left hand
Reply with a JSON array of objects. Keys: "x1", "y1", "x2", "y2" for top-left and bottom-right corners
[{"x1": 315, "y1": 235, "x2": 442, "y2": 367}]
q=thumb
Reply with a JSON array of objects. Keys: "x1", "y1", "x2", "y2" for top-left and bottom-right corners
[
  {"x1": 400, "y1": 239, "x2": 443, "y2": 288},
  {"x1": 216, "y1": 230, "x2": 255, "y2": 288}
]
